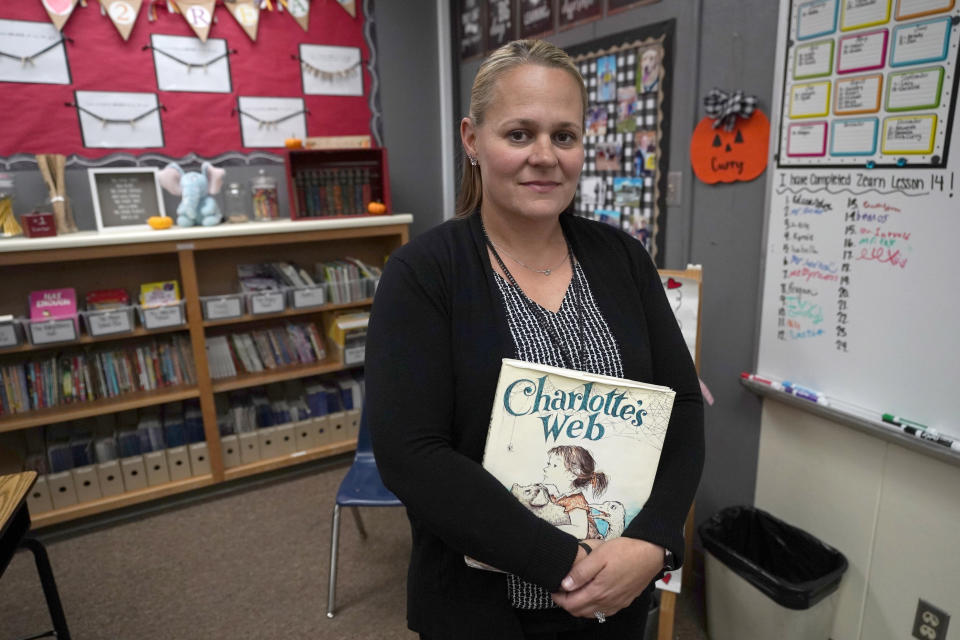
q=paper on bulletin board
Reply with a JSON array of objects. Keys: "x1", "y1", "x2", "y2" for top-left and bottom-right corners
[
  {"x1": 299, "y1": 44, "x2": 363, "y2": 96},
  {"x1": 236, "y1": 96, "x2": 307, "y2": 147},
  {"x1": 0, "y1": 19, "x2": 71, "y2": 85},
  {"x1": 661, "y1": 273, "x2": 699, "y2": 359},
  {"x1": 74, "y1": 90, "x2": 164, "y2": 148},
  {"x1": 150, "y1": 34, "x2": 232, "y2": 93}
]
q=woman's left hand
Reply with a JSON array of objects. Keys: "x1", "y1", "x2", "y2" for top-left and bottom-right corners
[{"x1": 551, "y1": 537, "x2": 664, "y2": 619}]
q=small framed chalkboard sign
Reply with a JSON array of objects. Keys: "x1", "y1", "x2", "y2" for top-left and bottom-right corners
[{"x1": 88, "y1": 167, "x2": 167, "y2": 232}]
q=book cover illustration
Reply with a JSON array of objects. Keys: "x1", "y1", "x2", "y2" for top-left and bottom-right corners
[
  {"x1": 29, "y1": 288, "x2": 77, "y2": 321},
  {"x1": 468, "y1": 358, "x2": 675, "y2": 570}
]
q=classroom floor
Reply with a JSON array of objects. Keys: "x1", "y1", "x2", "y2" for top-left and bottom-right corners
[{"x1": 0, "y1": 459, "x2": 709, "y2": 639}]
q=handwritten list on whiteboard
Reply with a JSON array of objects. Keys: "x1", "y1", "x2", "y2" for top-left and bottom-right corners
[{"x1": 758, "y1": 0, "x2": 960, "y2": 438}]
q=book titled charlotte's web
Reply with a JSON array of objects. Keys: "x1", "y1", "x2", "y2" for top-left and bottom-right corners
[{"x1": 467, "y1": 358, "x2": 675, "y2": 571}]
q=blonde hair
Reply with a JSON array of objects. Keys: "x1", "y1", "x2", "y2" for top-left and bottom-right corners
[{"x1": 455, "y1": 40, "x2": 588, "y2": 218}]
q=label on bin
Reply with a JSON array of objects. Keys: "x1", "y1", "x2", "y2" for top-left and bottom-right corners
[
  {"x1": 87, "y1": 310, "x2": 132, "y2": 336},
  {"x1": 204, "y1": 297, "x2": 243, "y2": 320},
  {"x1": 143, "y1": 305, "x2": 183, "y2": 329},
  {"x1": 250, "y1": 291, "x2": 285, "y2": 314},
  {"x1": 292, "y1": 287, "x2": 325, "y2": 309},
  {"x1": 30, "y1": 318, "x2": 77, "y2": 344},
  {"x1": 0, "y1": 323, "x2": 18, "y2": 347}
]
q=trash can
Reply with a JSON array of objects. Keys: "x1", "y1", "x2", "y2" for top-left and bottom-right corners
[{"x1": 699, "y1": 506, "x2": 848, "y2": 640}]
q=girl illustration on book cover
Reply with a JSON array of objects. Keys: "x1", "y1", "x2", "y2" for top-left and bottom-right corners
[{"x1": 540, "y1": 444, "x2": 623, "y2": 541}]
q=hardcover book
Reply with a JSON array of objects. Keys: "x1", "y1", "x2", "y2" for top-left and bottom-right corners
[
  {"x1": 29, "y1": 288, "x2": 77, "y2": 321},
  {"x1": 467, "y1": 358, "x2": 675, "y2": 570}
]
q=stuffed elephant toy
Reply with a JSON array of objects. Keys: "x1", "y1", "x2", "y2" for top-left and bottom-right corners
[{"x1": 157, "y1": 161, "x2": 226, "y2": 227}]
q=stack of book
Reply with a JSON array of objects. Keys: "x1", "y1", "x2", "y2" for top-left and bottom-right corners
[
  {"x1": 237, "y1": 262, "x2": 317, "y2": 293},
  {"x1": 316, "y1": 258, "x2": 381, "y2": 304},
  {"x1": 205, "y1": 322, "x2": 326, "y2": 379},
  {"x1": 0, "y1": 335, "x2": 196, "y2": 416}
]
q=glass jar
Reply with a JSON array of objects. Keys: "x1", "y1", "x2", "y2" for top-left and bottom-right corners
[
  {"x1": 223, "y1": 182, "x2": 250, "y2": 222},
  {"x1": 251, "y1": 170, "x2": 279, "y2": 220}
]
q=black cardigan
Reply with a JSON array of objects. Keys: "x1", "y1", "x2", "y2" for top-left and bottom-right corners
[{"x1": 366, "y1": 212, "x2": 704, "y2": 639}]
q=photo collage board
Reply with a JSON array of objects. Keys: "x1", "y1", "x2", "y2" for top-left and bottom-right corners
[
  {"x1": 778, "y1": 0, "x2": 960, "y2": 168},
  {"x1": 567, "y1": 25, "x2": 672, "y2": 260}
]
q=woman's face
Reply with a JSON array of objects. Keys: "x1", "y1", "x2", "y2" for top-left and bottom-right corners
[
  {"x1": 463, "y1": 64, "x2": 584, "y2": 224},
  {"x1": 543, "y1": 452, "x2": 575, "y2": 487}
]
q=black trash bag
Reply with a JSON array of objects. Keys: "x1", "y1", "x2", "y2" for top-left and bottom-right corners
[{"x1": 698, "y1": 506, "x2": 848, "y2": 610}]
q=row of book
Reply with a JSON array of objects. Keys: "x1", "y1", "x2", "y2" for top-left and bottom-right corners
[
  {"x1": 292, "y1": 168, "x2": 376, "y2": 218},
  {"x1": 206, "y1": 322, "x2": 326, "y2": 379},
  {"x1": 237, "y1": 259, "x2": 380, "y2": 304},
  {"x1": 0, "y1": 336, "x2": 196, "y2": 416}
]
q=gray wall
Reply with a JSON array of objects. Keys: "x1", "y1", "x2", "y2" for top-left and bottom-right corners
[
  {"x1": 374, "y1": 0, "x2": 447, "y2": 239},
  {"x1": 455, "y1": 0, "x2": 783, "y2": 550}
]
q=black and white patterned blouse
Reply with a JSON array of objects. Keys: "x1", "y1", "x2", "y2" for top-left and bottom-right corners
[{"x1": 492, "y1": 260, "x2": 624, "y2": 610}]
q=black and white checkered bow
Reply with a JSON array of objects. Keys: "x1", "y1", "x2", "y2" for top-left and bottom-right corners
[{"x1": 703, "y1": 88, "x2": 758, "y2": 131}]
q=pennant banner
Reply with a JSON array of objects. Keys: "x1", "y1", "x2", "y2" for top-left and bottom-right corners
[
  {"x1": 285, "y1": 0, "x2": 310, "y2": 32},
  {"x1": 42, "y1": 0, "x2": 80, "y2": 31},
  {"x1": 337, "y1": 0, "x2": 356, "y2": 19},
  {"x1": 174, "y1": 0, "x2": 216, "y2": 41},
  {"x1": 101, "y1": 0, "x2": 143, "y2": 41},
  {"x1": 224, "y1": 0, "x2": 260, "y2": 41}
]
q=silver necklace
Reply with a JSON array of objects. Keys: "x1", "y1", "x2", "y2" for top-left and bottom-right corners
[{"x1": 486, "y1": 237, "x2": 569, "y2": 276}]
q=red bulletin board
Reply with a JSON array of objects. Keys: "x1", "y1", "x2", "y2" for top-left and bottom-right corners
[{"x1": 0, "y1": 2, "x2": 374, "y2": 159}]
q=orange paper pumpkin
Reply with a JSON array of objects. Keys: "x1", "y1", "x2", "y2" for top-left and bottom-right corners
[{"x1": 690, "y1": 110, "x2": 770, "y2": 184}]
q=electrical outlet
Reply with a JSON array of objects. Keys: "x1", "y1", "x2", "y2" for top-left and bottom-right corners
[{"x1": 913, "y1": 599, "x2": 950, "y2": 640}]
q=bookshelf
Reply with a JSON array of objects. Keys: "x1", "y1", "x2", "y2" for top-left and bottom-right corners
[{"x1": 0, "y1": 215, "x2": 411, "y2": 527}]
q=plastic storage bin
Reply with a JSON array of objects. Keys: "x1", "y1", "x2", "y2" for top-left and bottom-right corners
[{"x1": 699, "y1": 506, "x2": 848, "y2": 640}]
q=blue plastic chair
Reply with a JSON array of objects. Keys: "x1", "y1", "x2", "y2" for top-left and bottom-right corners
[{"x1": 326, "y1": 410, "x2": 403, "y2": 618}]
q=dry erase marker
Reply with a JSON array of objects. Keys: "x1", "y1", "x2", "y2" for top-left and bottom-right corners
[
  {"x1": 740, "y1": 372, "x2": 783, "y2": 391},
  {"x1": 897, "y1": 425, "x2": 960, "y2": 452},
  {"x1": 782, "y1": 381, "x2": 829, "y2": 405},
  {"x1": 881, "y1": 413, "x2": 928, "y2": 430}
]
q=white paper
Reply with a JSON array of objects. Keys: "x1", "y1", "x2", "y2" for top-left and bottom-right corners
[
  {"x1": 237, "y1": 96, "x2": 307, "y2": 148},
  {"x1": 0, "y1": 323, "x2": 19, "y2": 348},
  {"x1": 835, "y1": 74, "x2": 882, "y2": 113},
  {"x1": 292, "y1": 286, "x2": 325, "y2": 308},
  {"x1": 661, "y1": 274, "x2": 699, "y2": 359},
  {"x1": 300, "y1": 44, "x2": 363, "y2": 96},
  {"x1": 794, "y1": 40, "x2": 834, "y2": 78},
  {"x1": 250, "y1": 291, "x2": 285, "y2": 314},
  {"x1": 86, "y1": 309, "x2": 133, "y2": 336},
  {"x1": 75, "y1": 91, "x2": 164, "y2": 148},
  {"x1": 881, "y1": 115, "x2": 937, "y2": 153},
  {"x1": 890, "y1": 18, "x2": 951, "y2": 66},
  {"x1": 896, "y1": 0, "x2": 954, "y2": 19},
  {"x1": 831, "y1": 117, "x2": 879, "y2": 154},
  {"x1": 840, "y1": 0, "x2": 891, "y2": 29},
  {"x1": 787, "y1": 122, "x2": 828, "y2": 156},
  {"x1": 790, "y1": 82, "x2": 831, "y2": 117},
  {"x1": 837, "y1": 30, "x2": 888, "y2": 72},
  {"x1": 30, "y1": 318, "x2": 77, "y2": 344},
  {"x1": 887, "y1": 67, "x2": 943, "y2": 110},
  {"x1": 797, "y1": 0, "x2": 838, "y2": 39},
  {"x1": 203, "y1": 296, "x2": 243, "y2": 319},
  {"x1": 150, "y1": 34, "x2": 232, "y2": 93},
  {"x1": 142, "y1": 304, "x2": 184, "y2": 329},
  {"x1": 656, "y1": 567, "x2": 682, "y2": 593},
  {"x1": 0, "y1": 19, "x2": 70, "y2": 85}
]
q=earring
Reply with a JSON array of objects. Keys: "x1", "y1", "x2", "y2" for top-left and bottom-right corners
[{"x1": 469, "y1": 156, "x2": 478, "y2": 167}]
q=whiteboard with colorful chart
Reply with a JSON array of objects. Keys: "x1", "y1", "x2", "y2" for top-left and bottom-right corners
[{"x1": 756, "y1": 0, "x2": 960, "y2": 440}]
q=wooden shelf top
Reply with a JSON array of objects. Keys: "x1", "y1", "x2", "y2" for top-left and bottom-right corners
[
  {"x1": 0, "y1": 215, "x2": 413, "y2": 255},
  {"x1": 223, "y1": 439, "x2": 356, "y2": 482},
  {"x1": 31, "y1": 474, "x2": 215, "y2": 529},
  {"x1": 0, "y1": 385, "x2": 200, "y2": 433},
  {"x1": 0, "y1": 325, "x2": 186, "y2": 355},
  {"x1": 202, "y1": 298, "x2": 372, "y2": 328},
  {"x1": 210, "y1": 360, "x2": 360, "y2": 393}
]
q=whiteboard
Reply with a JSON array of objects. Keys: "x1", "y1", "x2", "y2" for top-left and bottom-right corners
[{"x1": 757, "y1": 0, "x2": 960, "y2": 439}]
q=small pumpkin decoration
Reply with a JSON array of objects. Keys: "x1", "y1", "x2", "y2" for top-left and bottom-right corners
[
  {"x1": 148, "y1": 216, "x2": 174, "y2": 230},
  {"x1": 284, "y1": 137, "x2": 304, "y2": 149},
  {"x1": 367, "y1": 200, "x2": 386, "y2": 215}
]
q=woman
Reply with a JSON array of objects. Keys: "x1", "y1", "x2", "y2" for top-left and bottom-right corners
[{"x1": 366, "y1": 39, "x2": 703, "y2": 639}]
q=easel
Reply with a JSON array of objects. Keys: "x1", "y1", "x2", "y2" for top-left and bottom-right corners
[{"x1": 655, "y1": 266, "x2": 703, "y2": 640}]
